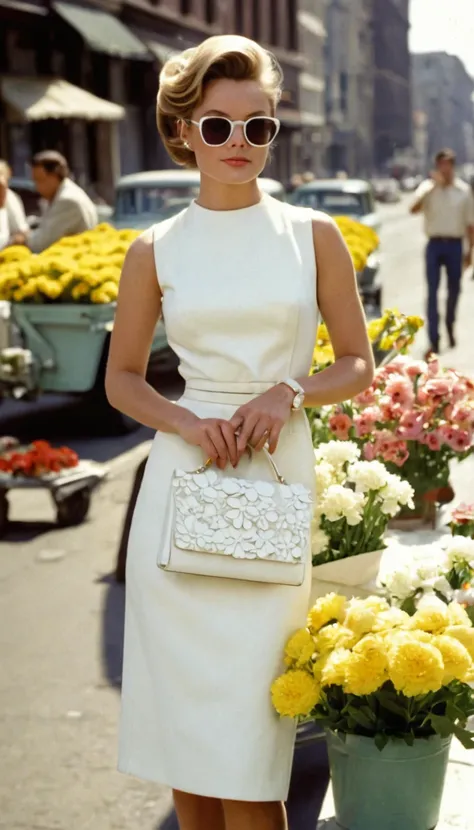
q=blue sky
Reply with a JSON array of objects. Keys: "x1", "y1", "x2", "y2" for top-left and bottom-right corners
[{"x1": 410, "y1": 0, "x2": 474, "y2": 75}]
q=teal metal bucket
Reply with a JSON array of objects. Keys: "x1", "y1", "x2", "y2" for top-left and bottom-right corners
[{"x1": 326, "y1": 730, "x2": 451, "y2": 830}]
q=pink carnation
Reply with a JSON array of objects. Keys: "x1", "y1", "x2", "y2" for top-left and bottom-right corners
[
  {"x1": 418, "y1": 377, "x2": 453, "y2": 405},
  {"x1": 363, "y1": 442, "x2": 376, "y2": 461},
  {"x1": 379, "y1": 397, "x2": 404, "y2": 422},
  {"x1": 382, "y1": 440, "x2": 410, "y2": 467},
  {"x1": 444, "y1": 427, "x2": 472, "y2": 453},
  {"x1": 396, "y1": 410, "x2": 425, "y2": 440},
  {"x1": 354, "y1": 406, "x2": 381, "y2": 437},
  {"x1": 385, "y1": 375, "x2": 415, "y2": 410},
  {"x1": 452, "y1": 403, "x2": 474, "y2": 430},
  {"x1": 354, "y1": 386, "x2": 377, "y2": 406},
  {"x1": 405, "y1": 360, "x2": 427, "y2": 379},
  {"x1": 373, "y1": 429, "x2": 396, "y2": 455},
  {"x1": 423, "y1": 431, "x2": 442, "y2": 452},
  {"x1": 329, "y1": 412, "x2": 352, "y2": 440}
]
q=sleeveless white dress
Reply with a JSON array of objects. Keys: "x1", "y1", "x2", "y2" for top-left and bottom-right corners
[{"x1": 118, "y1": 193, "x2": 319, "y2": 801}]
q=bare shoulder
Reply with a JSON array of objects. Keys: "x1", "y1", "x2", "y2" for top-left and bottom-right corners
[
  {"x1": 120, "y1": 227, "x2": 156, "y2": 276},
  {"x1": 310, "y1": 211, "x2": 345, "y2": 248}
]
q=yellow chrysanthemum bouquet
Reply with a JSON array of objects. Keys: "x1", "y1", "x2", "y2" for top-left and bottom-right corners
[
  {"x1": 0, "y1": 224, "x2": 140, "y2": 305},
  {"x1": 271, "y1": 593, "x2": 474, "y2": 751},
  {"x1": 312, "y1": 308, "x2": 424, "y2": 371},
  {"x1": 333, "y1": 216, "x2": 379, "y2": 274}
]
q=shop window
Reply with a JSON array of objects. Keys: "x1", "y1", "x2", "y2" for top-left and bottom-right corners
[{"x1": 180, "y1": 0, "x2": 192, "y2": 14}]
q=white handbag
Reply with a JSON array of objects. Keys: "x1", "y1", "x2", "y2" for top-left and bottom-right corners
[{"x1": 158, "y1": 447, "x2": 313, "y2": 585}]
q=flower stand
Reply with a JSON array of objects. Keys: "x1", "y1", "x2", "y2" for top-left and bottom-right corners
[
  {"x1": 326, "y1": 730, "x2": 451, "y2": 830},
  {"x1": 310, "y1": 548, "x2": 385, "y2": 604}
]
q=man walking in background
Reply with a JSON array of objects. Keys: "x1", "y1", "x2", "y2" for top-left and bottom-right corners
[{"x1": 410, "y1": 148, "x2": 474, "y2": 355}]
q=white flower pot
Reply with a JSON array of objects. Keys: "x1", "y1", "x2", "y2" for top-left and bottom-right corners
[{"x1": 310, "y1": 548, "x2": 385, "y2": 605}]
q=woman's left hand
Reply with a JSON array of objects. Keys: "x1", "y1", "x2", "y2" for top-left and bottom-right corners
[{"x1": 228, "y1": 383, "x2": 295, "y2": 457}]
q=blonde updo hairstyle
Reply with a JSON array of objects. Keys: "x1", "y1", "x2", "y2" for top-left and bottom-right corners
[{"x1": 157, "y1": 35, "x2": 283, "y2": 169}]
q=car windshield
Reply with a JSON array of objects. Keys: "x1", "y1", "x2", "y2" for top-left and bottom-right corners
[
  {"x1": 293, "y1": 190, "x2": 371, "y2": 217},
  {"x1": 115, "y1": 184, "x2": 200, "y2": 217}
]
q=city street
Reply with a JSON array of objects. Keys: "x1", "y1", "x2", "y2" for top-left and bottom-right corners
[{"x1": 1, "y1": 196, "x2": 473, "y2": 830}]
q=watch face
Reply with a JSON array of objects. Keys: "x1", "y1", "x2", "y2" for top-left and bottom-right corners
[{"x1": 293, "y1": 392, "x2": 304, "y2": 410}]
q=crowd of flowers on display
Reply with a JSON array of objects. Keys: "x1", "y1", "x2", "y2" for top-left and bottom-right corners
[{"x1": 269, "y1": 307, "x2": 474, "y2": 757}]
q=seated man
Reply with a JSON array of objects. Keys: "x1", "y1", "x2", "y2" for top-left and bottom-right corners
[{"x1": 11, "y1": 151, "x2": 98, "y2": 253}]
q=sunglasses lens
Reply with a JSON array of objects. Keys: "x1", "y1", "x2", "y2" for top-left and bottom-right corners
[
  {"x1": 245, "y1": 118, "x2": 278, "y2": 146},
  {"x1": 201, "y1": 118, "x2": 232, "y2": 146}
]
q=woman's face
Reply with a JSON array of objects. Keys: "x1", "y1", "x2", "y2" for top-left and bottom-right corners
[{"x1": 182, "y1": 78, "x2": 275, "y2": 185}]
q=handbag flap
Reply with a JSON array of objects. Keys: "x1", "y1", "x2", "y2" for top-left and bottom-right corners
[{"x1": 172, "y1": 466, "x2": 312, "y2": 563}]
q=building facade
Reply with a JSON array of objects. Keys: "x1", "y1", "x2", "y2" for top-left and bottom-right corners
[
  {"x1": 296, "y1": 0, "x2": 327, "y2": 177},
  {"x1": 324, "y1": 0, "x2": 374, "y2": 177},
  {"x1": 372, "y1": 0, "x2": 412, "y2": 171},
  {"x1": 412, "y1": 52, "x2": 474, "y2": 167},
  {"x1": 0, "y1": 0, "x2": 311, "y2": 195}
]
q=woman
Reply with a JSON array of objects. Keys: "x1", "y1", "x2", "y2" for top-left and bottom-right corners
[
  {"x1": 106, "y1": 35, "x2": 374, "y2": 830},
  {"x1": 0, "y1": 160, "x2": 28, "y2": 249}
]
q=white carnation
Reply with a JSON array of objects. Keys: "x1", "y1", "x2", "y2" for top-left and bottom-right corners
[
  {"x1": 347, "y1": 459, "x2": 389, "y2": 493},
  {"x1": 314, "y1": 440, "x2": 360, "y2": 469},
  {"x1": 444, "y1": 536, "x2": 474, "y2": 570},
  {"x1": 314, "y1": 461, "x2": 336, "y2": 498},
  {"x1": 311, "y1": 525, "x2": 330, "y2": 556},
  {"x1": 320, "y1": 484, "x2": 365, "y2": 526},
  {"x1": 383, "y1": 564, "x2": 419, "y2": 601}
]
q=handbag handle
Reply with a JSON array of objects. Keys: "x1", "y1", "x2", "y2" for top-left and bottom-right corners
[{"x1": 193, "y1": 445, "x2": 287, "y2": 485}]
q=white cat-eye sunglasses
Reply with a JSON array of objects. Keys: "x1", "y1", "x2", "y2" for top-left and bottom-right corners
[{"x1": 184, "y1": 116, "x2": 280, "y2": 148}]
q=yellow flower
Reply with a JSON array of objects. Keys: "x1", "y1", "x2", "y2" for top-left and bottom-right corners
[
  {"x1": 271, "y1": 670, "x2": 321, "y2": 718},
  {"x1": 444, "y1": 626, "x2": 474, "y2": 660},
  {"x1": 313, "y1": 343, "x2": 335, "y2": 366},
  {"x1": 0, "y1": 245, "x2": 31, "y2": 264},
  {"x1": 316, "y1": 322, "x2": 330, "y2": 344},
  {"x1": 372, "y1": 608, "x2": 411, "y2": 632},
  {"x1": 344, "y1": 635, "x2": 388, "y2": 695},
  {"x1": 344, "y1": 597, "x2": 389, "y2": 636},
  {"x1": 385, "y1": 629, "x2": 432, "y2": 647},
  {"x1": 446, "y1": 602, "x2": 472, "y2": 628},
  {"x1": 284, "y1": 629, "x2": 315, "y2": 668},
  {"x1": 38, "y1": 279, "x2": 63, "y2": 300},
  {"x1": 366, "y1": 317, "x2": 385, "y2": 342},
  {"x1": 410, "y1": 603, "x2": 449, "y2": 634},
  {"x1": 320, "y1": 648, "x2": 352, "y2": 687},
  {"x1": 307, "y1": 593, "x2": 347, "y2": 634},
  {"x1": 71, "y1": 282, "x2": 90, "y2": 301},
  {"x1": 388, "y1": 640, "x2": 444, "y2": 696},
  {"x1": 313, "y1": 623, "x2": 359, "y2": 654},
  {"x1": 406, "y1": 315, "x2": 424, "y2": 330},
  {"x1": 432, "y1": 635, "x2": 472, "y2": 684}
]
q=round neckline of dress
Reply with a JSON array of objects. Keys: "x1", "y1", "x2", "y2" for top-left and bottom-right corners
[{"x1": 190, "y1": 192, "x2": 269, "y2": 215}]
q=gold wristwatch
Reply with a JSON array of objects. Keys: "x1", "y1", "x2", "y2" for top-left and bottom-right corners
[{"x1": 281, "y1": 378, "x2": 305, "y2": 411}]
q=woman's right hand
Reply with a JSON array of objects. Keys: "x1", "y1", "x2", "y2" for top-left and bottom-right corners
[{"x1": 175, "y1": 411, "x2": 239, "y2": 470}]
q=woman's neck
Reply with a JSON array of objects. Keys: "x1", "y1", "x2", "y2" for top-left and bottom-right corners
[{"x1": 195, "y1": 175, "x2": 263, "y2": 211}]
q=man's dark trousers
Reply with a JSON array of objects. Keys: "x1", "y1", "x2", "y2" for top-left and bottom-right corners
[{"x1": 425, "y1": 237, "x2": 463, "y2": 348}]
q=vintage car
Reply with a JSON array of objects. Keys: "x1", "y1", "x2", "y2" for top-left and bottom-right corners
[
  {"x1": 291, "y1": 178, "x2": 382, "y2": 316},
  {"x1": 111, "y1": 169, "x2": 285, "y2": 230}
]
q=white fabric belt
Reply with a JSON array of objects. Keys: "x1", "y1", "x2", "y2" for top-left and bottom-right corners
[{"x1": 183, "y1": 379, "x2": 277, "y2": 405}]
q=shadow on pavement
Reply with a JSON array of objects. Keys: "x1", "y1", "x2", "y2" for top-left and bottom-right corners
[
  {"x1": 99, "y1": 573, "x2": 125, "y2": 690},
  {"x1": 1, "y1": 519, "x2": 57, "y2": 542}
]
